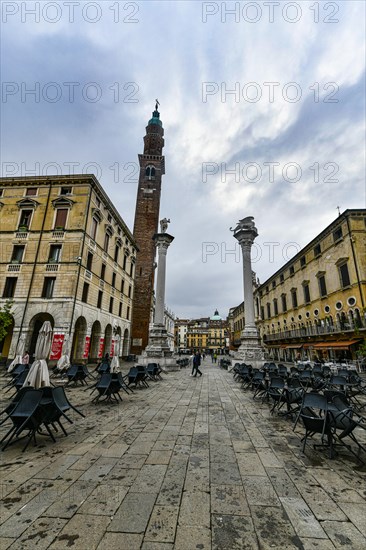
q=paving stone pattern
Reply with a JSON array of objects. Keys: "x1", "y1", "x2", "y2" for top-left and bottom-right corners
[{"x1": 0, "y1": 358, "x2": 365, "y2": 549}]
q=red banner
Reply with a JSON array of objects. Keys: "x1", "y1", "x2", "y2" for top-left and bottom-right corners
[
  {"x1": 98, "y1": 337, "x2": 105, "y2": 359},
  {"x1": 50, "y1": 333, "x2": 65, "y2": 361},
  {"x1": 83, "y1": 336, "x2": 91, "y2": 359},
  {"x1": 110, "y1": 339, "x2": 115, "y2": 357}
]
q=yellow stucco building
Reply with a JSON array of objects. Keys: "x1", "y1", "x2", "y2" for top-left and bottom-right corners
[
  {"x1": 255, "y1": 209, "x2": 366, "y2": 361},
  {"x1": 0, "y1": 174, "x2": 136, "y2": 363}
]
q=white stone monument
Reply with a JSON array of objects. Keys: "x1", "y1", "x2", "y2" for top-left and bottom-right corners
[
  {"x1": 139, "y1": 219, "x2": 179, "y2": 370},
  {"x1": 231, "y1": 217, "x2": 265, "y2": 368}
]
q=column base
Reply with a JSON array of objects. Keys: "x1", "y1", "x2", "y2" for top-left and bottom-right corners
[
  {"x1": 234, "y1": 326, "x2": 265, "y2": 369},
  {"x1": 138, "y1": 325, "x2": 180, "y2": 371}
]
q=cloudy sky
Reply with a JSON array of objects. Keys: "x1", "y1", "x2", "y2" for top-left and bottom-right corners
[{"x1": 2, "y1": 0, "x2": 365, "y2": 319}]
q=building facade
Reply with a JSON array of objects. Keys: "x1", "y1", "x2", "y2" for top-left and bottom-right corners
[
  {"x1": 229, "y1": 301, "x2": 245, "y2": 351},
  {"x1": 175, "y1": 311, "x2": 229, "y2": 353},
  {"x1": 175, "y1": 319, "x2": 189, "y2": 352},
  {"x1": 131, "y1": 105, "x2": 166, "y2": 355},
  {"x1": 255, "y1": 210, "x2": 366, "y2": 361},
  {"x1": 163, "y1": 307, "x2": 175, "y2": 352},
  {"x1": 0, "y1": 174, "x2": 137, "y2": 363}
]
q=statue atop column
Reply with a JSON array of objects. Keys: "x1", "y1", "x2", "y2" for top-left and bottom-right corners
[
  {"x1": 230, "y1": 216, "x2": 257, "y2": 236},
  {"x1": 232, "y1": 215, "x2": 264, "y2": 367},
  {"x1": 160, "y1": 218, "x2": 170, "y2": 233}
]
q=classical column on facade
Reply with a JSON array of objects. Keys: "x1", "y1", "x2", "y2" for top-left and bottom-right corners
[
  {"x1": 139, "y1": 219, "x2": 179, "y2": 370},
  {"x1": 231, "y1": 216, "x2": 265, "y2": 367}
]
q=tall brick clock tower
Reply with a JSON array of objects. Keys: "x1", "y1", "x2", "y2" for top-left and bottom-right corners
[{"x1": 130, "y1": 102, "x2": 165, "y2": 355}]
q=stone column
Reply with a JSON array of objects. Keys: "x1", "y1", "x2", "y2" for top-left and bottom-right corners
[
  {"x1": 139, "y1": 230, "x2": 179, "y2": 370},
  {"x1": 241, "y1": 239, "x2": 256, "y2": 330},
  {"x1": 232, "y1": 217, "x2": 264, "y2": 367},
  {"x1": 154, "y1": 234, "x2": 173, "y2": 325}
]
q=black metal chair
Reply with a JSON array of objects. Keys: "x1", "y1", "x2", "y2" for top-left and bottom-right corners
[
  {"x1": 146, "y1": 363, "x2": 163, "y2": 381},
  {"x1": 146, "y1": 364, "x2": 156, "y2": 381},
  {"x1": 52, "y1": 386, "x2": 85, "y2": 419},
  {"x1": 267, "y1": 377, "x2": 286, "y2": 414},
  {"x1": 278, "y1": 378, "x2": 304, "y2": 419},
  {"x1": 277, "y1": 364, "x2": 288, "y2": 378},
  {"x1": 0, "y1": 386, "x2": 34, "y2": 426},
  {"x1": 239, "y1": 365, "x2": 253, "y2": 390},
  {"x1": 328, "y1": 395, "x2": 366, "y2": 462},
  {"x1": 66, "y1": 364, "x2": 88, "y2": 386},
  {"x1": 337, "y1": 368, "x2": 350, "y2": 380},
  {"x1": 96, "y1": 361, "x2": 110, "y2": 375},
  {"x1": 135, "y1": 365, "x2": 150, "y2": 388},
  {"x1": 38, "y1": 387, "x2": 69, "y2": 437},
  {"x1": 91, "y1": 373, "x2": 111, "y2": 403},
  {"x1": 312, "y1": 364, "x2": 323, "y2": 376},
  {"x1": 0, "y1": 389, "x2": 44, "y2": 452},
  {"x1": 267, "y1": 363, "x2": 278, "y2": 376},
  {"x1": 251, "y1": 370, "x2": 266, "y2": 399},
  {"x1": 322, "y1": 365, "x2": 332, "y2": 378},
  {"x1": 297, "y1": 392, "x2": 335, "y2": 458},
  {"x1": 9, "y1": 364, "x2": 27, "y2": 378},
  {"x1": 299, "y1": 369, "x2": 313, "y2": 390}
]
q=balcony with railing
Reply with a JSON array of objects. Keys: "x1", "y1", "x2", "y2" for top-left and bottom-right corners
[
  {"x1": 264, "y1": 320, "x2": 366, "y2": 343},
  {"x1": 7, "y1": 263, "x2": 21, "y2": 272},
  {"x1": 45, "y1": 263, "x2": 59, "y2": 272},
  {"x1": 52, "y1": 230, "x2": 65, "y2": 240},
  {"x1": 15, "y1": 229, "x2": 29, "y2": 239}
]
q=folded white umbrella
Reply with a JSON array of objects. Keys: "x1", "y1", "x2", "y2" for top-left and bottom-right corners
[
  {"x1": 110, "y1": 334, "x2": 121, "y2": 373},
  {"x1": 57, "y1": 355, "x2": 71, "y2": 372},
  {"x1": 56, "y1": 335, "x2": 71, "y2": 372},
  {"x1": 23, "y1": 321, "x2": 52, "y2": 389},
  {"x1": 7, "y1": 335, "x2": 26, "y2": 372}
]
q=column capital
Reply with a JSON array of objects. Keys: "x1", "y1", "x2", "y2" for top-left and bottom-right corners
[
  {"x1": 153, "y1": 232, "x2": 175, "y2": 249},
  {"x1": 231, "y1": 216, "x2": 258, "y2": 246}
]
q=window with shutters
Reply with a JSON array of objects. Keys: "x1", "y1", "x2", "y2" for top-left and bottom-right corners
[
  {"x1": 54, "y1": 209, "x2": 68, "y2": 229},
  {"x1": 42, "y1": 277, "x2": 56, "y2": 298},
  {"x1": 11, "y1": 245, "x2": 25, "y2": 263},
  {"x1": 3, "y1": 277, "x2": 17, "y2": 298},
  {"x1": 339, "y1": 263, "x2": 350, "y2": 288}
]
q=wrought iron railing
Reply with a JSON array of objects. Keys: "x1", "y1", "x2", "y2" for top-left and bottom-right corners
[{"x1": 264, "y1": 320, "x2": 366, "y2": 342}]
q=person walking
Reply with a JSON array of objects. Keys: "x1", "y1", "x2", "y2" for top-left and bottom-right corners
[
  {"x1": 22, "y1": 351, "x2": 30, "y2": 365},
  {"x1": 189, "y1": 353, "x2": 195, "y2": 376},
  {"x1": 213, "y1": 352, "x2": 217, "y2": 363},
  {"x1": 192, "y1": 351, "x2": 203, "y2": 377}
]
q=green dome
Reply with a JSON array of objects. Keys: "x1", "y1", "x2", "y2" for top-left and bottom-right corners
[
  {"x1": 148, "y1": 110, "x2": 162, "y2": 127},
  {"x1": 210, "y1": 309, "x2": 223, "y2": 321}
]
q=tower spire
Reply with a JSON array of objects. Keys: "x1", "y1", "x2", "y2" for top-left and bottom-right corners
[{"x1": 130, "y1": 106, "x2": 166, "y2": 355}]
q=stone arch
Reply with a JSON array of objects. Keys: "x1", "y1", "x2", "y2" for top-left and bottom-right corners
[
  {"x1": 354, "y1": 308, "x2": 362, "y2": 328},
  {"x1": 339, "y1": 311, "x2": 348, "y2": 329},
  {"x1": 348, "y1": 309, "x2": 354, "y2": 328},
  {"x1": 28, "y1": 313, "x2": 54, "y2": 361},
  {"x1": 104, "y1": 324, "x2": 112, "y2": 357},
  {"x1": 71, "y1": 316, "x2": 87, "y2": 361},
  {"x1": 0, "y1": 315, "x2": 14, "y2": 359},
  {"x1": 122, "y1": 328, "x2": 129, "y2": 357},
  {"x1": 90, "y1": 320, "x2": 102, "y2": 361}
]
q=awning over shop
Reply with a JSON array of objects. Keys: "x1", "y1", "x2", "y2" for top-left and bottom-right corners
[
  {"x1": 264, "y1": 344, "x2": 282, "y2": 348},
  {"x1": 285, "y1": 344, "x2": 303, "y2": 349},
  {"x1": 311, "y1": 340, "x2": 361, "y2": 350}
]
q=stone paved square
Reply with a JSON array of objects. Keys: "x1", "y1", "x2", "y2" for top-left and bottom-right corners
[{"x1": 1, "y1": 360, "x2": 365, "y2": 549}]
